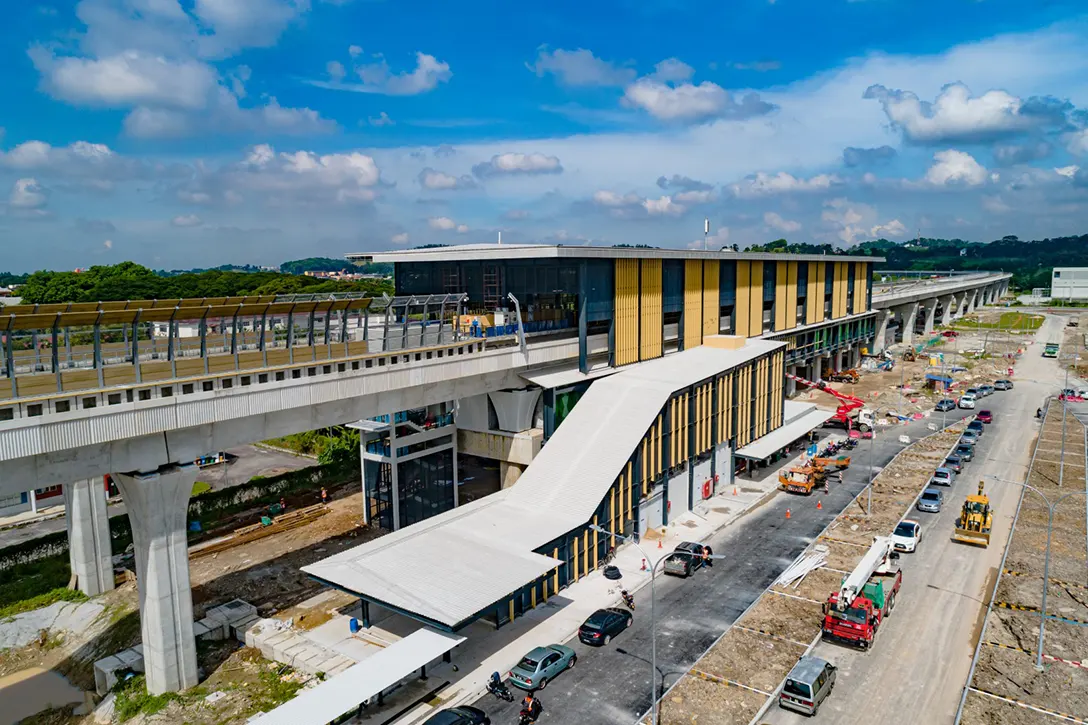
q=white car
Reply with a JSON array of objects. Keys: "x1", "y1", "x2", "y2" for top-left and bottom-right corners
[
  {"x1": 892, "y1": 519, "x2": 922, "y2": 552},
  {"x1": 958, "y1": 394, "x2": 977, "y2": 410}
]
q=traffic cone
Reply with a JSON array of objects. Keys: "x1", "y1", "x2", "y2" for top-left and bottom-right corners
[
  {"x1": 732, "y1": 486, "x2": 738, "y2": 496},
  {"x1": 817, "y1": 500, "x2": 822, "y2": 510},
  {"x1": 641, "y1": 558, "x2": 648, "y2": 571},
  {"x1": 786, "y1": 508, "x2": 791, "y2": 520},
  {"x1": 657, "y1": 538, "x2": 663, "y2": 549}
]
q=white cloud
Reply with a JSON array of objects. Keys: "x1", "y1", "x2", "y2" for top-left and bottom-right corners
[
  {"x1": 315, "y1": 52, "x2": 452, "y2": 95},
  {"x1": 31, "y1": 49, "x2": 216, "y2": 109},
  {"x1": 764, "y1": 211, "x2": 801, "y2": 233},
  {"x1": 473, "y1": 153, "x2": 563, "y2": 178},
  {"x1": 642, "y1": 195, "x2": 686, "y2": 216},
  {"x1": 348, "y1": 45, "x2": 363, "y2": 57},
  {"x1": 456, "y1": 224, "x2": 469, "y2": 233},
  {"x1": 171, "y1": 213, "x2": 202, "y2": 227},
  {"x1": 863, "y1": 82, "x2": 1059, "y2": 144},
  {"x1": 428, "y1": 216, "x2": 457, "y2": 230},
  {"x1": 368, "y1": 111, "x2": 394, "y2": 127},
  {"x1": 1067, "y1": 129, "x2": 1088, "y2": 156},
  {"x1": 1055, "y1": 165, "x2": 1080, "y2": 178},
  {"x1": 870, "y1": 219, "x2": 907, "y2": 237},
  {"x1": 924, "y1": 149, "x2": 989, "y2": 186},
  {"x1": 673, "y1": 189, "x2": 715, "y2": 204},
  {"x1": 391, "y1": 232, "x2": 409, "y2": 244},
  {"x1": 623, "y1": 77, "x2": 773, "y2": 123},
  {"x1": 692, "y1": 226, "x2": 731, "y2": 250},
  {"x1": 592, "y1": 189, "x2": 642, "y2": 207},
  {"x1": 178, "y1": 144, "x2": 383, "y2": 207},
  {"x1": 103, "y1": 239, "x2": 113, "y2": 250},
  {"x1": 730, "y1": 171, "x2": 840, "y2": 198},
  {"x1": 418, "y1": 168, "x2": 475, "y2": 190},
  {"x1": 122, "y1": 90, "x2": 333, "y2": 138},
  {"x1": 526, "y1": 47, "x2": 636, "y2": 87},
  {"x1": 820, "y1": 198, "x2": 876, "y2": 245},
  {"x1": 9, "y1": 178, "x2": 48, "y2": 209},
  {"x1": 649, "y1": 58, "x2": 695, "y2": 83},
  {"x1": 327, "y1": 60, "x2": 346, "y2": 81}
]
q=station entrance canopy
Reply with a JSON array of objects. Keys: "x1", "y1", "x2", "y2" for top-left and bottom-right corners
[
  {"x1": 734, "y1": 401, "x2": 836, "y2": 461},
  {"x1": 304, "y1": 338, "x2": 783, "y2": 631}
]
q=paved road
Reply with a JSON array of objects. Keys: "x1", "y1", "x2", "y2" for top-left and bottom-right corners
[
  {"x1": 763, "y1": 315, "x2": 1061, "y2": 725},
  {"x1": 0, "y1": 444, "x2": 313, "y2": 548},
  {"x1": 470, "y1": 411, "x2": 979, "y2": 725}
]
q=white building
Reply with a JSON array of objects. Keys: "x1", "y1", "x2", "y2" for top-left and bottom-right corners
[{"x1": 1052, "y1": 268, "x2": 1088, "y2": 301}]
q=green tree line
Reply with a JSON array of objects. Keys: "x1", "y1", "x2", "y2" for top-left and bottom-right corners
[
  {"x1": 745, "y1": 234, "x2": 1088, "y2": 291},
  {"x1": 17, "y1": 261, "x2": 393, "y2": 305},
  {"x1": 278, "y1": 256, "x2": 392, "y2": 276}
]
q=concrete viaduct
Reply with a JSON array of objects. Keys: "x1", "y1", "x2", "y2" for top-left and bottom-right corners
[{"x1": 0, "y1": 270, "x2": 1009, "y2": 694}]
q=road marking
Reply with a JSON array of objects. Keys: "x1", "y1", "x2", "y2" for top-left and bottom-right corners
[
  {"x1": 687, "y1": 668, "x2": 773, "y2": 697},
  {"x1": 733, "y1": 625, "x2": 812, "y2": 648},
  {"x1": 768, "y1": 589, "x2": 823, "y2": 605},
  {"x1": 967, "y1": 687, "x2": 1088, "y2": 724}
]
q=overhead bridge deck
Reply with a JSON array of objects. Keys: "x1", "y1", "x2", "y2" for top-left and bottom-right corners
[{"x1": 304, "y1": 338, "x2": 785, "y2": 631}]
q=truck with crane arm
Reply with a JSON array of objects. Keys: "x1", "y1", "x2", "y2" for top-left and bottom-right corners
[
  {"x1": 822, "y1": 536, "x2": 902, "y2": 649},
  {"x1": 786, "y1": 372, "x2": 875, "y2": 433}
]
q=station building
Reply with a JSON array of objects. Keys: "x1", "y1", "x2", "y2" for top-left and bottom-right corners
[{"x1": 303, "y1": 245, "x2": 881, "y2": 633}]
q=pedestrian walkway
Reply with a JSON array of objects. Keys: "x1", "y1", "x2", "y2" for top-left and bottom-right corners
[{"x1": 0, "y1": 502, "x2": 65, "y2": 530}]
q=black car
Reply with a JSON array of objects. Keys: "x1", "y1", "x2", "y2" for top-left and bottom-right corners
[
  {"x1": 967, "y1": 420, "x2": 985, "y2": 437},
  {"x1": 935, "y1": 398, "x2": 957, "y2": 412},
  {"x1": 955, "y1": 444, "x2": 974, "y2": 462},
  {"x1": 663, "y1": 541, "x2": 707, "y2": 577},
  {"x1": 423, "y1": 706, "x2": 490, "y2": 725},
  {"x1": 578, "y1": 607, "x2": 633, "y2": 646},
  {"x1": 944, "y1": 455, "x2": 963, "y2": 473}
]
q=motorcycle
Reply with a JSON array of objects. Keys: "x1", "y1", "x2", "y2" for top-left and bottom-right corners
[
  {"x1": 487, "y1": 678, "x2": 514, "y2": 702},
  {"x1": 620, "y1": 589, "x2": 635, "y2": 611},
  {"x1": 518, "y1": 705, "x2": 542, "y2": 725}
]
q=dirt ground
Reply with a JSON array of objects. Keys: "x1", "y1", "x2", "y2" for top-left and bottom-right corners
[
  {"x1": 961, "y1": 688, "x2": 1060, "y2": 725},
  {"x1": 995, "y1": 574, "x2": 1088, "y2": 620},
  {"x1": 657, "y1": 673, "x2": 766, "y2": 725},
  {"x1": 736, "y1": 591, "x2": 823, "y2": 645},
  {"x1": 970, "y1": 645, "x2": 1088, "y2": 718},
  {"x1": 695, "y1": 628, "x2": 808, "y2": 694},
  {"x1": 771, "y1": 565, "x2": 845, "y2": 605}
]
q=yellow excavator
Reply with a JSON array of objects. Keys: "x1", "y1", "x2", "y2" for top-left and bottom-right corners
[
  {"x1": 952, "y1": 481, "x2": 993, "y2": 547},
  {"x1": 779, "y1": 462, "x2": 829, "y2": 495}
]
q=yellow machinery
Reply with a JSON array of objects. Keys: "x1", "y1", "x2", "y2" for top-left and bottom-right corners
[
  {"x1": 952, "y1": 481, "x2": 993, "y2": 547},
  {"x1": 779, "y1": 462, "x2": 828, "y2": 495}
]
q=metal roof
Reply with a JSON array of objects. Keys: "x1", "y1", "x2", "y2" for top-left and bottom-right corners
[
  {"x1": 305, "y1": 338, "x2": 784, "y2": 629},
  {"x1": 735, "y1": 405, "x2": 837, "y2": 460},
  {"x1": 349, "y1": 243, "x2": 881, "y2": 265},
  {"x1": 253, "y1": 628, "x2": 465, "y2": 725}
]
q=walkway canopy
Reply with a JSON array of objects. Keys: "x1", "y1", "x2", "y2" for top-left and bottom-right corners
[
  {"x1": 254, "y1": 628, "x2": 464, "y2": 725},
  {"x1": 735, "y1": 402, "x2": 837, "y2": 460},
  {"x1": 305, "y1": 340, "x2": 783, "y2": 630}
]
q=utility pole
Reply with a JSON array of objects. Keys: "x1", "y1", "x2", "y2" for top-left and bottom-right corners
[{"x1": 704, "y1": 218, "x2": 710, "y2": 252}]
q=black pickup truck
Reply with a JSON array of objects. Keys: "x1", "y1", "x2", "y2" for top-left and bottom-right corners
[{"x1": 663, "y1": 541, "x2": 707, "y2": 577}]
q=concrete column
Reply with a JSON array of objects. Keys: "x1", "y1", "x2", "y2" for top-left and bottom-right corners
[
  {"x1": 956, "y1": 292, "x2": 968, "y2": 318},
  {"x1": 849, "y1": 346, "x2": 860, "y2": 367},
  {"x1": 920, "y1": 298, "x2": 938, "y2": 335},
  {"x1": 786, "y1": 366, "x2": 798, "y2": 396},
  {"x1": 834, "y1": 349, "x2": 844, "y2": 372},
  {"x1": 500, "y1": 461, "x2": 525, "y2": 489},
  {"x1": 813, "y1": 356, "x2": 824, "y2": 382},
  {"x1": 65, "y1": 478, "x2": 115, "y2": 596},
  {"x1": 967, "y1": 289, "x2": 979, "y2": 313},
  {"x1": 388, "y1": 413, "x2": 401, "y2": 530},
  {"x1": 114, "y1": 465, "x2": 200, "y2": 695},
  {"x1": 897, "y1": 303, "x2": 919, "y2": 345},
  {"x1": 940, "y1": 295, "x2": 954, "y2": 326},
  {"x1": 871, "y1": 309, "x2": 891, "y2": 354},
  {"x1": 30, "y1": 488, "x2": 38, "y2": 515}
]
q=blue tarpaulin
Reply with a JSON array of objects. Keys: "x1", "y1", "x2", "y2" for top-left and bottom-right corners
[{"x1": 926, "y1": 373, "x2": 953, "y2": 383}]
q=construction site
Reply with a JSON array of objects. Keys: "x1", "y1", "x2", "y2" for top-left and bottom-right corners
[
  {"x1": 960, "y1": 400, "x2": 1088, "y2": 725},
  {"x1": 654, "y1": 420, "x2": 970, "y2": 724}
]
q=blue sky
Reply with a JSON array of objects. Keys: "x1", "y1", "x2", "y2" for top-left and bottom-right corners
[{"x1": 2, "y1": 0, "x2": 1088, "y2": 271}]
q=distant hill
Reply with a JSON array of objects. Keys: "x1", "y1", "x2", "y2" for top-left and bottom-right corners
[{"x1": 280, "y1": 257, "x2": 392, "y2": 277}]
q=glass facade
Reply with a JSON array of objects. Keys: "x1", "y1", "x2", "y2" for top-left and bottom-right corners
[{"x1": 397, "y1": 449, "x2": 455, "y2": 529}]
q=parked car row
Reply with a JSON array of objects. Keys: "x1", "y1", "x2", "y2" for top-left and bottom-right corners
[
  {"x1": 915, "y1": 410, "x2": 993, "y2": 521},
  {"x1": 936, "y1": 379, "x2": 1011, "y2": 413}
]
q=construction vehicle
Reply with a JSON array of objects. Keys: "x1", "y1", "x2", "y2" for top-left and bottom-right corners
[
  {"x1": 787, "y1": 373, "x2": 875, "y2": 433},
  {"x1": 952, "y1": 481, "x2": 993, "y2": 547},
  {"x1": 822, "y1": 537, "x2": 902, "y2": 649},
  {"x1": 1043, "y1": 343, "x2": 1060, "y2": 358},
  {"x1": 813, "y1": 454, "x2": 850, "y2": 471},
  {"x1": 779, "y1": 462, "x2": 828, "y2": 495},
  {"x1": 826, "y1": 369, "x2": 860, "y2": 384}
]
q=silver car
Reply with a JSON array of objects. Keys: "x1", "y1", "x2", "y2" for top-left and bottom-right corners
[
  {"x1": 917, "y1": 488, "x2": 944, "y2": 513},
  {"x1": 508, "y1": 644, "x2": 577, "y2": 690}
]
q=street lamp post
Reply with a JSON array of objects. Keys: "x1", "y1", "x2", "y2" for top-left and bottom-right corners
[
  {"x1": 589, "y1": 524, "x2": 724, "y2": 725},
  {"x1": 983, "y1": 474, "x2": 1087, "y2": 670}
]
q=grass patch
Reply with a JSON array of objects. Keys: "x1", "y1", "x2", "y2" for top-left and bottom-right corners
[
  {"x1": 191, "y1": 480, "x2": 213, "y2": 497},
  {"x1": 0, "y1": 586, "x2": 86, "y2": 619},
  {"x1": 956, "y1": 312, "x2": 1043, "y2": 330},
  {"x1": 248, "y1": 667, "x2": 304, "y2": 713},
  {"x1": 0, "y1": 555, "x2": 73, "y2": 612},
  {"x1": 114, "y1": 675, "x2": 180, "y2": 722}
]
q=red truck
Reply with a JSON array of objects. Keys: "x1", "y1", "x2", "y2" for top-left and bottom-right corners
[{"x1": 822, "y1": 536, "x2": 902, "y2": 649}]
